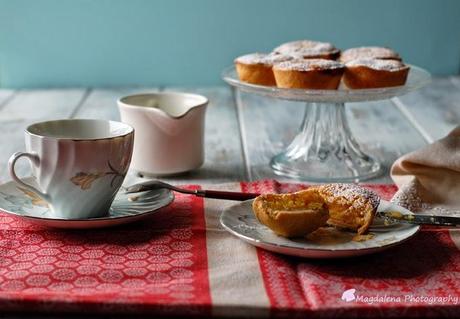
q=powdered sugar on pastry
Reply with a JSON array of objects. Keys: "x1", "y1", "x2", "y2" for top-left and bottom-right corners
[
  {"x1": 274, "y1": 59, "x2": 344, "y2": 71},
  {"x1": 235, "y1": 52, "x2": 293, "y2": 66},
  {"x1": 274, "y1": 40, "x2": 339, "y2": 57},
  {"x1": 346, "y1": 58, "x2": 409, "y2": 72},
  {"x1": 319, "y1": 183, "x2": 380, "y2": 211},
  {"x1": 341, "y1": 46, "x2": 400, "y2": 62}
]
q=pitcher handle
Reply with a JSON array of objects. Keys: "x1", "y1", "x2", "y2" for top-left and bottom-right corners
[{"x1": 8, "y1": 151, "x2": 49, "y2": 201}]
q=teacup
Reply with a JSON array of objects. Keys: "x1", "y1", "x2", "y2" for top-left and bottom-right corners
[
  {"x1": 8, "y1": 119, "x2": 134, "y2": 219},
  {"x1": 118, "y1": 92, "x2": 208, "y2": 175}
]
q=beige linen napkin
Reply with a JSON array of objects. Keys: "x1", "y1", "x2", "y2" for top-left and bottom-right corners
[{"x1": 391, "y1": 126, "x2": 460, "y2": 215}]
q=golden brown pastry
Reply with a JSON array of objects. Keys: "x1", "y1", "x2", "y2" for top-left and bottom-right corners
[
  {"x1": 274, "y1": 40, "x2": 340, "y2": 60},
  {"x1": 340, "y1": 46, "x2": 401, "y2": 63},
  {"x1": 273, "y1": 59, "x2": 345, "y2": 89},
  {"x1": 317, "y1": 183, "x2": 380, "y2": 235},
  {"x1": 343, "y1": 58, "x2": 410, "y2": 89},
  {"x1": 234, "y1": 52, "x2": 292, "y2": 86},
  {"x1": 252, "y1": 188, "x2": 329, "y2": 237}
]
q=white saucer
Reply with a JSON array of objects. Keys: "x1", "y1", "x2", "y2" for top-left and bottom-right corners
[
  {"x1": 0, "y1": 177, "x2": 174, "y2": 229},
  {"x1": 220, "y1": 199, "x2": 419, "y2": 258}
]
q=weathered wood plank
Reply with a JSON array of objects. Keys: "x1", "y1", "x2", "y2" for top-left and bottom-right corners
[
  {"x1": 0, "y1": 82, "x2": 456, "y2": 187},
  {"x1": 235, "y1": 91, "x2": 302, "y2": 182},
  {"x1": 0, "y1": 89, "x2": 16, "y2": 108},
  {"x1": 0, "y1": 89, "x2": 87, "y2": 181},
  {"x1": 451, "y1": 76, "x2": 460, "y2": 88},
  {"x1": 394, "y1": 77, "x2": 460, "y2": 142},
  {"x1": 348, "y1": 100, "x2": 427, "y2": 183},
  {"x1": 73, "y1": 87, "x2": 158, "y2": 120},
  {"x1": 236, "y1": 90, "x2": 427, "y2": 184},
  {"x1": 0, "y1": 89, "x2": 87, "y2": 122}
]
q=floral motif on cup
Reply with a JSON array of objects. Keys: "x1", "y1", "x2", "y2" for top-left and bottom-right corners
[{"x1": 70, "y1": 161, "x2": 126, "y2": 190}]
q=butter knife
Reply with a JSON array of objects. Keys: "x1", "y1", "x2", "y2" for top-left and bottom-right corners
[{"x1": 376, "y1": 211, "x2": 460, "y2": 227}]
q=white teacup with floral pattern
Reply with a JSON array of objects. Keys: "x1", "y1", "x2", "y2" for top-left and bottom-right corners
[{"x1": 8, "y1": 119, "x2": 134, "y2": 219}]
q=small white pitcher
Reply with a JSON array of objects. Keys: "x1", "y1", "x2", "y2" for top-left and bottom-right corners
[{"x1": 118, "y1": 92, "x2": 208, "y2": 176}]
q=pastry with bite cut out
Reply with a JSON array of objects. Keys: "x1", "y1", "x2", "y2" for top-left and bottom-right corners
[
  {"x1": 252, "y1": 183, "x2": 380, "y2": 237},
  {"x1": 317, "y1": 183, "x2": 380, "y2": 235},
  {"x1": 252, "y1": 188, "x2": 329, "y2": 237}
]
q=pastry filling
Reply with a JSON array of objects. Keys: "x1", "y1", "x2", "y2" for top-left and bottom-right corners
[{"x1": 252, "y1": 190, "x2": 330, "y2": 237}]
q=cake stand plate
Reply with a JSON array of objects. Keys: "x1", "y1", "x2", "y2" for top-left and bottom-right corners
[{"x1": 222, "y1": 65, "x2": 431, "y2": 182}]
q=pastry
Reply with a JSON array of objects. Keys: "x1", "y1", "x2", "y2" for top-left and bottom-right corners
[
  {"x1": 343, "y1": 58, "x2": 410, "y2": 89},
  {"x1": 340, "y1": 46, "x2": 401, "y2": 63},
  {"x1": 234, "y1": 52, "x2": 293, "y2": 86},
  {"x1": 274, "y1": 40, "x2": 340, "y2": 60},
  {"x1": 252, "y1": 188, "x2": 329, "y2": 237},
  {"x1": 252, "y1": 184, "x2": 380, "y2": 238},
  {"x1": 317, "y1": 183, "x2": 380, "y2": 235},
  {"x1": 273, "y1": 59, "x2": 345, "y2": 89}
]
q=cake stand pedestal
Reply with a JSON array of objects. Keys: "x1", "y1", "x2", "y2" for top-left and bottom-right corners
[
  {"x1": 223, "y1": 65, "x2": 430, "y2": 182},
  {"x1": 270, "y1": 102, "x2": 380, "y2": 182}
]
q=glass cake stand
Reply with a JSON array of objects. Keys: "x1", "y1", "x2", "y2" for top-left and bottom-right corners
[{"x1": 222, "y1": 65, "x2": 431, "y2": 182}]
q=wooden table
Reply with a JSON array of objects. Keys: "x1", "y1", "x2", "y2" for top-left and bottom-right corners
[
  {"x1": 0, "y1": 77, "x2": 458, "y2": 186},
  {"x1": 0, "y1": 78, "x2": 459, "y2": 317}
]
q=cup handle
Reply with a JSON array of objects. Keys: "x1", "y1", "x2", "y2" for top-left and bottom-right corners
[{"x1": 8, "y1": 151, "x2": 49, "y2": 201}]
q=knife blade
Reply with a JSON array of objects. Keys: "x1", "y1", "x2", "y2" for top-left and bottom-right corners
[{"x1": 376, "y1": 211, "x2": 460, "y2": 227}]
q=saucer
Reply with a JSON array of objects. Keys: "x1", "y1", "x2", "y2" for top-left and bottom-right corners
[
  {"x1": 220, "y1": 199, "x2": 419, "y2": 258},
  {"x1": 0, "y1": 177, "x2": 174, "y2": 229}
]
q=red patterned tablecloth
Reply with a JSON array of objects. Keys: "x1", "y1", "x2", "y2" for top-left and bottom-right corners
[{"x1": 0, "y1": 180, "x2": 459, "y2": 317}]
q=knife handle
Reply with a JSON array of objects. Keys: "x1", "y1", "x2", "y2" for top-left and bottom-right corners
[{"x1": 195, "y1": 189, "x2": 260, "y2": 201}]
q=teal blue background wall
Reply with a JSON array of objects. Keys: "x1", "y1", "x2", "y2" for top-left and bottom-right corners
[{"x1": 0, "y1": 0, "x2": 459, "y2": 88}]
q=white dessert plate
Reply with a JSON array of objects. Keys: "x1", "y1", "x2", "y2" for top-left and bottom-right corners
[
  {"x1": 0, "y1": 177, "x2": 174, "y2": 229},
  {"x1": 220, "y1": 199, "x2": 420, "y2": 258}
]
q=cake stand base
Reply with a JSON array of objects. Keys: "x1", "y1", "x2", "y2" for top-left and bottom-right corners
[{"x1": 270, "y1": 102, "x2": 382, "y2": 182}]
